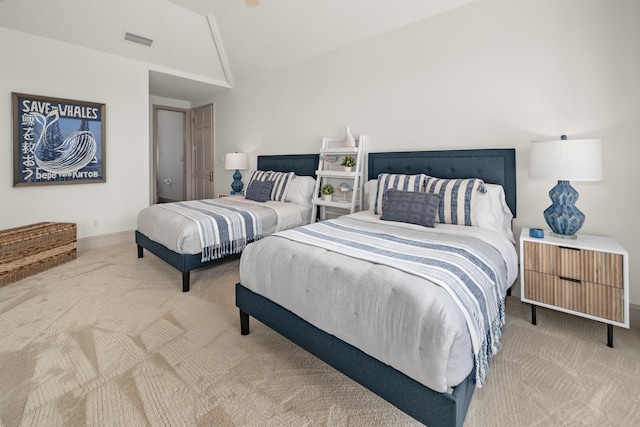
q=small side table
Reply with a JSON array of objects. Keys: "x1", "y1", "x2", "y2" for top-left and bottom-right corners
[{"x1": 519, "y1": 228, "x2": 629, "y2": 347}]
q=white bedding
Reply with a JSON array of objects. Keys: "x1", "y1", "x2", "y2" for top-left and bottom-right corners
[
  {"x1": 137, "y1": 196, "x2": 312, "y2": 255},
  {"x1": 239, "y1": 210, "x2": 518, "y2": 392}
]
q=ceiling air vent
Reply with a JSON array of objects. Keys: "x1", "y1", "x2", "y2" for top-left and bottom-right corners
[{"x1": 124, "y1": 32, "x2": 154, "y2": 48}]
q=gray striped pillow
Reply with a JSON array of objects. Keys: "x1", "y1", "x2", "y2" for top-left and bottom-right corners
[
  {"x1": 374, "y1": 173, "x2": 427, "y2": 215},
  {"x1": 424, "y1": 177, "x2": 484, "y2": 226}
]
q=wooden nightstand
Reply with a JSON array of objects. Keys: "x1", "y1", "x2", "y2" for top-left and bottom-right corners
[{"x1": 520, "y1": 228, "x2": 629, "y2": 347}]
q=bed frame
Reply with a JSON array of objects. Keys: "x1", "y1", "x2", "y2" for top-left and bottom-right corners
[
  {"x1": 136, "y1": 153, "x2": 319, "y2": 292},
  {"x1": 236, "y1": 148, "x2": 516, "y2": 427}
]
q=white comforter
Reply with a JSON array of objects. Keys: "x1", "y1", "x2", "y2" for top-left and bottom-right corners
[
  {"x1": 239, "y1": 210, "x2": 518, "y2": 392},
  {"x1": 136, "y1": 196, "x2": 312, "y2": 255}
]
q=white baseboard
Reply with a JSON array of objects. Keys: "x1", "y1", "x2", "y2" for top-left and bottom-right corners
[
  {"x1": 630, "y1": 304, "x2": 640, "y2": 330},
  {"x1": 77, "y1": 230, "x2": 134, "y2": 251}
]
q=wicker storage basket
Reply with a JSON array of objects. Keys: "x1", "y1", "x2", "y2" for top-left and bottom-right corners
[{"x1": 0, "y1": 222, "x2": 77, "y2": 288}]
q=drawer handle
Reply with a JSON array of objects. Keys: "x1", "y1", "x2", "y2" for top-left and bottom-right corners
[
  {"x1": 559, "y1": 246, "x2": 581, "y2": 251},
  {"x1": 559, "y1": 276, "x2": 581, "y2": 284}
]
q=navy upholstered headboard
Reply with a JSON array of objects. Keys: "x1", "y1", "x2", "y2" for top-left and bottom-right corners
[
  {"x1": 257, "y1": 154, "x2": 319, "y2": 177},
  {"x1": 368, "y1": 149, "x2": 516, "y2": 217}
]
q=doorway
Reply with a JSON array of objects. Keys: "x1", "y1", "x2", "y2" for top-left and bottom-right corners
[{"x1": 152, "y1": 103, "x2": 214, "y2": 203}]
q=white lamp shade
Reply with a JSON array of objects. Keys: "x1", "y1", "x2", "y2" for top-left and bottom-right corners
[
  {"x1": 529, "y1": 138, "x2": 603, "y2": 181},
  {"x1": 225, "y1": 152, "x2": 249, "y2": 170}
]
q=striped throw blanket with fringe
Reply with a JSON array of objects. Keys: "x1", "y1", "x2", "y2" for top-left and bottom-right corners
[
  {"x1": 275, "y1": 217, "x2": 507, "y2": 387},
  {"x1": 159, "y1": 200, "x2": 262, "y2": 262}
]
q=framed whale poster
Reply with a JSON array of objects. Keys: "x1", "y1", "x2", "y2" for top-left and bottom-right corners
[{"x1": 12, "y1": 92, "x2": 106, "y2": 186}]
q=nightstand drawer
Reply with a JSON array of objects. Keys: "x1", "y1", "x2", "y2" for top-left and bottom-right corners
[
  {"x1": 554, "y1": 275, "x2": 585, "y2": 313},
  {"x1": 582, "y1": 250, "x2": 623, "y2": 288},
  {"x1": 524, "y1": 272, "x2": 622, "y2": 321},
  {"x1": 584, "y1": 282, "x2": 623, "y2": 322},
  {"x1": 523, "y1": 241, "x2": 555, "y2": 275},
  {"x1": 523, "y1": 271, "x2": 555, "y2": 305},
  {"x1": 523, "y1": 241, "x2": 623, "y2": 286},
  {"x1": 553, "y1": 277, "x2": 623, "y2": 320},
  {"x1": 523, "y1": 241, "x2": 582, "y2": 280},
  {"x1": 557, "y1": 245, "x2": 582, "y2": 281},
  {"x1": 525, "y1": 271, "x2": 585, "y2": 312}
]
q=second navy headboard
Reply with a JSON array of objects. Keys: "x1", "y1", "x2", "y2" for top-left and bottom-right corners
[{"x1": 257, "y1": 154, "x2": 319, "y2": 177}]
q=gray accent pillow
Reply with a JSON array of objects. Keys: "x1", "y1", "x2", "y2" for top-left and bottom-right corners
[
  {"x1": 380, "y1": 189, "x2": 441, "y2": 228},
  {"x1": 245, "y1": 179, "x2": 275, "y2": 202}
]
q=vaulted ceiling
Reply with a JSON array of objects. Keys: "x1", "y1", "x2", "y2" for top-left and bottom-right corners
[{"x1": 0, "y1": 0, "x2": 474, "y2": 103}]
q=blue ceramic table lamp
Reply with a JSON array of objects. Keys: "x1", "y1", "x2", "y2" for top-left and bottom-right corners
[
  {"x1": 529, "y1": 136, "x2": 603, "y2": 239},
  {"x1": 225, "y1": 152, "x2": 249, "y2": 195}
]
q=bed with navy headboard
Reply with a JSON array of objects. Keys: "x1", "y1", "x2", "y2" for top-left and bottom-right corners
[
  {"x1": 236, "y1": 148, "x2": 517, "y2": 427},
  {"x1": 136, "y1": 153, "x2": 319, "y2": 292}
]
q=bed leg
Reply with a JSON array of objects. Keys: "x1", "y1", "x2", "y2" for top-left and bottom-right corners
[
  {"x1": 506, "y1": 286, "x2": 512, "y2": 297},
  {"x1": 182, "y1": 272, "x2": 190, "y2": 292},
  {"x1": 240, "y1": 310, "x2": 250, "y2": 335},
  {"x1": 137, "y1": 245, "x2": 143, "y2": 258}
]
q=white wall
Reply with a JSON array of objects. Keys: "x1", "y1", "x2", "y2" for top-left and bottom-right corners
[
  {"x1": 0, "y1": 27, "x2": 150, "y2": 239},
  {"x1": 211, "y1": 0, "x2": 640, "y2": 305}
]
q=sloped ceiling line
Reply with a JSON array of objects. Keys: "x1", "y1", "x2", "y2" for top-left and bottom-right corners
[{"x1": 207, "y1": 14, "x2": 234, "y2": 88}]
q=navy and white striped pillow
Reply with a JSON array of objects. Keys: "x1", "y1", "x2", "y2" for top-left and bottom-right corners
[
  {"x1": 246, "y1": 170, "x2": 270, "y2": 190},
  {"x1": 247, "y1": 170, "x2": 271, "y2": 187},
  {"x1": 246, "y1": 170, "x2": 295, "y2": 202},
  {"x1": 268, "y1": 171, "x2": 295, "y2": 202},
  {"x1": 423, "y1": 176, "x2": 484, "y2": 226},
  {"x1": 374, "y1": 173, "x2": 427, "y2": 215}
]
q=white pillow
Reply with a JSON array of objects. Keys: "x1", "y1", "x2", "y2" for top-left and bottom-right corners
[
  {"x1": 285, "y1": 175, "x2": 316, "y2": 207},
  {"x1": 364, "y1": 179, "x2": 378, "y2": 211},
  {"x1": 475, "y1": 183, "x2": 515, "y2": 242}
]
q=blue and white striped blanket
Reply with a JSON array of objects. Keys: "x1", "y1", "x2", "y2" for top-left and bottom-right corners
[
  {"x1": 158, "y1": 200, "x2": 263, "y2": 262},
  {"x1": 274, "y1": 218, "x2": 507, "y2": 387}
]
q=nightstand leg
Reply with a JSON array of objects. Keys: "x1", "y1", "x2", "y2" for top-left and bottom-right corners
[
  {"x1": 607, "y1": 324, "x2": 613, "y2": 348},
  {"x1": 531, "y1": 304, "x2": 537, "y2": 325}
]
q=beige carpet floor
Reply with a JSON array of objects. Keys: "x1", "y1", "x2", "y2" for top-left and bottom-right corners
[{"x1": 1, "y1": 242, "x2": 639, "y2": 426}]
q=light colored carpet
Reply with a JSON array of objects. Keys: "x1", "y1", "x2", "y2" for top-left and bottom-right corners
[{"x1": 0, "y1": 242, "x2": 639, "y2": 427}]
